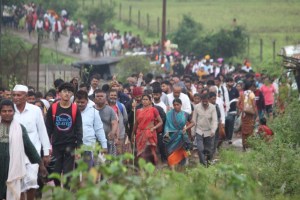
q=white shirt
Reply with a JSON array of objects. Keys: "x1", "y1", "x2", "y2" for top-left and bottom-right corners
[
  {"x1": 81, "y1": 105, "x2": 107, "y2": 148},
  {"x1": 167, "y1": 93, "x2": 192, "y2": 114},
  {"x1": 88, "y1": 87, "x2": 97, "y2": 96},
  {"x1": 154, "y1": 101, "x2": 167, "y2": 113},
  {"x1": 241, "y1": 66, "x2": 252, "y2": 72},
  {"x1": 104, "y1": 32, "x2": 111, "y2": 41},
  {"x1": 216, "y1": 97, "x2": 226, "y2": 124},
  {"x1": 14, "y1": 103, "x2": 51, "y2": 156},
  {"x1": 35, "y1": 19, "x2": 43, "y2": 30},
  {"x1": 217, "y1": 85, "x2": 230, "y2": 115}
]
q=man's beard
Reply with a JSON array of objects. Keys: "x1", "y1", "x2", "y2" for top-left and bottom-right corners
[
  {"x1": 153, "y1": 97, "x2": 160, "y2": 102},
  {"x1": 108, "y1": 99, "x2": 116, "y2": 104}
]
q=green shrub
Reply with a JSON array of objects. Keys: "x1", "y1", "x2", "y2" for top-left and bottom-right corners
[
  {"x1": 77, "y1": 4, "x2": 115, "y2": 30},
  {"x1": 45, "y1": 146, "x2": 263, "y2": 200},
  {"x1": 219, "y1": 99, "x2": 300, "y2": 199},
  {"x1": 170, "y1": 15, "x2": 248, "y2": 59},
  {"x1": 115, "y1": 56, "x2": 163, "y2": 82}
]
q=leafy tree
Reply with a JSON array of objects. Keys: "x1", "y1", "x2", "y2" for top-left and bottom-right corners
[
  {"x1": 2, "y1": 0, "x2": 25, "y2": 6},
  {"x1": 170, "y1": 15, "x2": 203, "y2": 54},
  {"x1": 39, "y1": 0, "x2": 79, "y2": 17},
  {"x1": 171, "y1": 15, "x2": 248, "y2": 59},
  {"x1": 116, "y1": 56, "x2": 162, "y2": 82},
  {"x1": 78, "y1": 3, "x2": 115, "y2": 30}
]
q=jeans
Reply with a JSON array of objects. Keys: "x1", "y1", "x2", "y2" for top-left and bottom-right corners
[
  {"x1": 225, "y1": 113, "x2": 236, "y2": 141},
  {"x1": 157, "y1": 133, "x2": 167, "y2": 162},
  {"x1": 83, "y1": 151, "x2": 94, "y2": 170},
  {"x1": 107, "y1": 140, "x2": 117, "y2": 156},
  {"x1": 212, "y1": 128, "x2": 219, "y2": 156},
  {"x1": 52, "y1": 146, "x2": 75, "y2": 187},
  {"x1": 196, "y1": 134, "x2": 213, "y2": 165}
]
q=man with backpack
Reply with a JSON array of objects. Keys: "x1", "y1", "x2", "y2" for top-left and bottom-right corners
[{"x1": 45, "y1": 83, "x2": 83, "y2": 187}]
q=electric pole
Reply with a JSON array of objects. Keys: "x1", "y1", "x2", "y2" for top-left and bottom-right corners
[
  {"x1": 161, "y1": 0, "x2": 166, "y2": 64},
  {"x1": 37, "y1": 32, "x2": 40, "y2": 90}
]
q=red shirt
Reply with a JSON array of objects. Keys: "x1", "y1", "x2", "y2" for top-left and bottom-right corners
[{"x1": 258, "y1": 125, "x2": 273, "y2": 136}]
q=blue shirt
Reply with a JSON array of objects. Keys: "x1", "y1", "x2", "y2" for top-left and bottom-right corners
[{"x1": 81, "y1": 105, "x2": 107, "y2": 148}]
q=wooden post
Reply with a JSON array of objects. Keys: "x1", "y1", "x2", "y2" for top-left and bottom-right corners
[
  {"x1": 157, "y1": 17, "x2": 160, "y2": 37},
  {"x1": 129, "y1": 6, "x2": 132, "y2": 25},
  {"x1": 37, "y1": 34, "x2": 40, "y2": 91},
  {"x1": 161, "y1": 0, "x2": 166, "y2": 64},
  {"x1": 147, "y1": 14, "x2": 150, "y2": 32},
  {"x1": 138, "y1": 10, "x2": 141, "y2": 28},
  {"x1": 260, "y1": 39, "x2": 263, "y2": 62},
  {"x1": 119, "y1": 3, "x2": 122, "y2": 21},
  {"x1": 273, "y1": 40, "x2": 276, "y2": 63},
  {"x1": 247, "y1": 36, "x2": 250, "y2": 58}
]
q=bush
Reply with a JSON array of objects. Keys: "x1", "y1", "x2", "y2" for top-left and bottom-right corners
[
  {"x1": 77, "y1": 4, "x2": 115, "y2": 30},
  {"x1": 44, "y1": 144, "x2": 263, "y2": 200},
  {"x1": 171, "y1": 15, "x2": 248, "y2": 59},
  {"x1": 219, "y1": 99, "x2": 300, "y2": 199},
  {"x1": 115, "y1": 56, "x2": 163, "y2": 82},
  {"x1": 40, "y1": 0, "x2": 79, "y2": 17}
]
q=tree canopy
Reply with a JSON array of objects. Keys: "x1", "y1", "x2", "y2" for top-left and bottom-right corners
[{"x1": 171, "y1": 15, "x2": 248, "y2": 59}]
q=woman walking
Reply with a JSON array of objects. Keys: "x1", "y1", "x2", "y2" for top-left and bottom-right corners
[
  {"x1": 164, "y1": 99, "x2": 194, "y2": 170},
  {"x1": 133, "y1": 95, "x2": 163, "y2": 165},
  {"x1": 239, "y1": 81, "x2": 258, "y2": 151}
]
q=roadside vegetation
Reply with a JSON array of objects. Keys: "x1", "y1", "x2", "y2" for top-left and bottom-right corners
[{"x1": 44, "y1": 97, "x2": 300, "y2": 199}]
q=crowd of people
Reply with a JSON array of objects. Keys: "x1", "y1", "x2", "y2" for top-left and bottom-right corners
[
  {"x1": 0, "y1": 54, "x2": 288, "y2": 199},
  {"x1": 87, "y1": 26, "x2": 149, "y2": 57},
  {"x1": 2, "y1": 3, "x2": 152, "y2": 57}
]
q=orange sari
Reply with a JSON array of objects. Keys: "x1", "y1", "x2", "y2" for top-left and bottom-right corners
[{"x1": 136, "y1": 107, "x2": 159, "y2": 165}]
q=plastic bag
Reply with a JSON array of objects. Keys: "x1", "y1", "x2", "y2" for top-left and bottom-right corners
[{"x1": 234, "y1": 114, "x2": 242, "y2": 132}]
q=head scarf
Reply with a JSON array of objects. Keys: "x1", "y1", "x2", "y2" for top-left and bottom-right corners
[{"x1": 132, "y1": 87, "x2": 143, "y2": 97}]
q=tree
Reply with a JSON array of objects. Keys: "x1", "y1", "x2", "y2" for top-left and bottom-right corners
[
  {"x1": 116, "y1": 56, "x2": 162, "y2": 82},
  {"x1": 170, "y1": 15, "x2": 203, "y2": 54},
  {"x1": 40, "y1": 0, "x2": 79, "y2": 17},
  {"x1": 78, "y1": 4, "x2": 115, "y2": 30},
  {"x1": 171, "y1": 15, "x2": 248, "y2": 59}
]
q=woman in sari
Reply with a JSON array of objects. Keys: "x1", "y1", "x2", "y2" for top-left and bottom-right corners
[
  {"x1": 133, "y1": 95, "x2": 163, "y2": 165},
  {"x1": 164, "y1": 99, "x2": 194, "y2": 170},
  {"x1": 239, "y1": 81, "x2": 258, "y2": 151}
]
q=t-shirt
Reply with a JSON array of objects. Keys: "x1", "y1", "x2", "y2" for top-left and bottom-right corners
[
  {"x1": 97, "y1": 105, "x2": 117, "y2": 137},
  {"x1": 228, "y1": 87, "x2": 240, "y2": 112},
  {"x1": 46, "y1": 104, "x2": 83, "y2": 148},
  {"x1": 154, "y1": 101, "x2": 167, "y2": 113},
  {"x1": 258, "y1": 125, "x2": 273, "y2": 136},
  {"x1": 260, "y1": 84, "x2": 275, "y2": 106}
]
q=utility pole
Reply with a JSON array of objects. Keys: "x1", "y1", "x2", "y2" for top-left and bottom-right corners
[
  {"x1": 37, "y1": 33, "x2": 41, "y2": 91},
  {"x1": 0, "y1": 0, "x2": 2, "y2": 58},
  {"x1": 161, "y1": 0, "x2": 166, "y2": 64},
  {"x1": 0, "y1": 0, "x2": 3, "y2": 86}
]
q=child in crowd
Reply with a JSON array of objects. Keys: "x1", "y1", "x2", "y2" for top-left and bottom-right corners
[{"x1": 257, "y1": 117, "x2": 274, "y2": 142}]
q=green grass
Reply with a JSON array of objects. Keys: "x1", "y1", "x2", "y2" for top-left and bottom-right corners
[
  {"x1": 77, "y1": 0, "x2": 300, "y2": 69},
  {"x1": 40, "y1": 47, "x2": 76, "y2": 64},
  {"x1": 22, "y1": 40, "x2": 76, "y2": 64}
]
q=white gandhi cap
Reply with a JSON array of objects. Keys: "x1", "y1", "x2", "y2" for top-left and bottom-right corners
[{"x1": 13, "y1": 84, "x2": 28, "y2": 93}]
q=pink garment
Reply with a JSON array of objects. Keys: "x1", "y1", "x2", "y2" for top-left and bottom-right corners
[{"x1": 260, "y1": 84, "x2": 275, "y2": 106}]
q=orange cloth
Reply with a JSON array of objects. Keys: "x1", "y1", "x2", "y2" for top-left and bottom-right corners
[{"x1": 167, "y1": 148, "x2": 188, "y2": 166}]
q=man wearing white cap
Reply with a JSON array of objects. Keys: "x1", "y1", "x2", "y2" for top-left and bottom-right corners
[{"x1": 12, "y1": 84, "x2": 51, "y2": 200}]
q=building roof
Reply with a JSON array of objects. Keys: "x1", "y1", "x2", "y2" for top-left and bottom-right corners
[{"x1": 72, "y1": 57, "x2": 123, "y2": 68}]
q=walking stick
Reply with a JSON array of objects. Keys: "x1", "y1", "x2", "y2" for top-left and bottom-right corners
[{"x1": 132, "y1": 100, "x2": 136, "y2": 168}]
